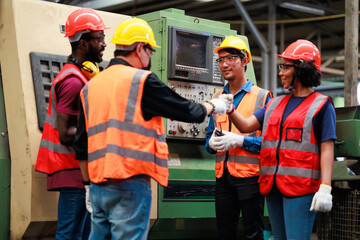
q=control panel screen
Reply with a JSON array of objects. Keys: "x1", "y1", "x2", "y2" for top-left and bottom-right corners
[{"x1": 176, "y1": 31, "x2": 207, "y2": 69}]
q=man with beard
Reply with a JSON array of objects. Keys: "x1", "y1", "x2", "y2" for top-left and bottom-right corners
[
  {"x1": 35, "y1": 8, "x2": 108, "y2": 239},
  {"x1": 205, "y1": 36, "x2": 272, "y2": 240},
  {"x1": 72, "y1": 18, "x2": 231, "y2": 240}
]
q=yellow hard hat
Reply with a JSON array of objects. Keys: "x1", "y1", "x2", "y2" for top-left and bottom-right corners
[
  {"x1": 111, "y1": 18, "x2": 160, "y2": 48},
  {"x1": 214, "y1": 36, "x2": 251, "y2": 62}
]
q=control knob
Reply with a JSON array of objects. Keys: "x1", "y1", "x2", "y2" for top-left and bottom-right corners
[{"x1": 178, "y1": 122, "x2": 190, "y2": 133}]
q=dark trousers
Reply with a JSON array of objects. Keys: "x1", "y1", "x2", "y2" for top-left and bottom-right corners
[{"x1": 215, "y1": 168, "x2": 264, "y2": 240}]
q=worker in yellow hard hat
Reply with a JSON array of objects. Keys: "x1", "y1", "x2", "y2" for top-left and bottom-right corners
[
  {"x1": 206, "y1": 35, "x2": 272, "y2": 240},
  {"x1": 72, "y1": 18, "x2": 232, "y2": 239}
]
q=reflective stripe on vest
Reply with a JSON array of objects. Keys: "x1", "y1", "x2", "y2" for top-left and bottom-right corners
[
  {"x1": 35, "y1": 64, "x2": 88, "y2": 174},
  {"x1": 82, "y1": 65, "x2": 169, "y2": 186},
  {"x1": 260, "y1": 165, "x2": 321, "y2": 179},
  {"x1": 214, "y1": 85, "x2": 270, "y2": 178},
  {"x1": 259, "y1": 92, "x2": 327, "y2": 197}
]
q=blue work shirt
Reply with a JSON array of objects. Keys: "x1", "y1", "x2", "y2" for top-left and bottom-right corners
[{"x1": 205, "y1": 80, "x2": 272, "y2": 154}]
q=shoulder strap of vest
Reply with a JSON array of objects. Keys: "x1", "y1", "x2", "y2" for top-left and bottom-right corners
[{"x1": 54, "y1": 63, "x2": 88, "y2": 86}]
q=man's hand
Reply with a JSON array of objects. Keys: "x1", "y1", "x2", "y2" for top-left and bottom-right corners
[
  {"x1": 310, "y1": 184, "x2": 332, "y2": 212},
  {"x1": 209, "y1": 129, "x2": 218, "y2": 150},
  {"x1": 209, "y1": 94, "x2": 234, "y2": 115},
  {"x1": 219, "y1": 94, "x2": 234, "y2": 113},
  {"x1": 85, "y1": 185, "x2": 93, "y2": 213},
  {"x1": 209, "y1": 130, "x2": 244, "y2": 152}
]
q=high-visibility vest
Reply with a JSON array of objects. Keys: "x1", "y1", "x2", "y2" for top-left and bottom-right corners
[
  {"x1": 259, "y1": 92, "x2": 329, "y2": 197},
  {"x1": 35, "y1": 64, "x2": 88, "y2": 174},
  {"x1": 214, "y1": 85, "x2": 270, "y2": 178},
  {"x1": 80, "y1": 64, "x2": 169, "y2": 186}
]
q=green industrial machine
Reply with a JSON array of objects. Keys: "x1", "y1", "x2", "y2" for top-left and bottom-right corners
[
  {"x1": 332, "y1": 106, "x2": 360, "y2": 183},
  {"x1": 138, "y1": 9, "x2": 266, "y2": 239},
  {"x1": 317, "y1": 106, "x2": 360, "y2": 239}
]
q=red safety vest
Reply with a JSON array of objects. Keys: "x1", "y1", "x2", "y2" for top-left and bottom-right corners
[
  {"x1": 214, "y1": 85, "x2": 270, "y2": 178},
  {"x1": 80, "y1": 64, "x2": 169, "y2": 186},
  {"x1": 258, "y1": 92, "x2": 329, "y2": 197},
  {"x1": 35, "y1": 63, "x2": 88, "y2": 174}
]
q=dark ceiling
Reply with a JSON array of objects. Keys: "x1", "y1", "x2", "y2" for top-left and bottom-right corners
[{"x1": 45, "y1": 0, "x2": 358, "y2": 89}]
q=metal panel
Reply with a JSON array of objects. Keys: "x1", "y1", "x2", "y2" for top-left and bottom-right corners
[{"x1": 30, "y1": 52, "x2": 67, "y2": 130}]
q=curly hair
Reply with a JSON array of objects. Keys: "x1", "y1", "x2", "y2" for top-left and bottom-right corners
[{"x1": 294, "y1": 60, "x2": 322, "y2": 87}]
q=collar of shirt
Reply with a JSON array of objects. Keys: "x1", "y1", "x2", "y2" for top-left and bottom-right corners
[
  {"x1": 223, "y1": 80, "x2": 253, "y2": 108},
  {"x1": 107, "y1": 57, "x2": 132, "y2": 68}
]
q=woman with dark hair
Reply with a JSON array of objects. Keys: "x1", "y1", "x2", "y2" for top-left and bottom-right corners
[{"x1": 210, "y1": 39, "x2": 336, "y2": 239}]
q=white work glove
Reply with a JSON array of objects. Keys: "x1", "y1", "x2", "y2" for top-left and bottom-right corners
[
  {"x1": 310, "y1": 184, "x2": 332, "y2": 212},
  {"x1": 208, "y1": 98, "x2": 226, "y2": 115},
  {"x1": 210, "y1": 130, "x2": 244, "y2": 152},
  {"x1": 218, "y1": 94, "x2": 234, "y2": 113},
  {"x1": 85, "y1": 185, "x2": 93, "y2": 213},
  {"x1": 209, "y1": 129, "x2": 218, "y2": 151}
]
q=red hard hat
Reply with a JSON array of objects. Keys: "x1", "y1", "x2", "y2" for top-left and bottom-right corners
[
  {"x1": 64, "y1": 8, "x2": 108, "y2": 38},
  {"x1": 277, "y1": 39, "x2": 321, "y2": 70}
]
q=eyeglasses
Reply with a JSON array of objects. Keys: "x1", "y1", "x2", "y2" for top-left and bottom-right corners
[
  {"x1": 216, "y1": 55, "x2": 241, "y2": 64},
  {"x1": 278, "y1": 63, "x2": 295, "y2": 72},
  {"x1": 85, "y1": 35, "x2": 105, "y2": 44},
  {"x1": 143, "y1": 44, "x2": 156, "y2": 56}
]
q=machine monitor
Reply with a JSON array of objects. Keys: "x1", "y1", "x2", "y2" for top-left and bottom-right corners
[{"x1": 168, "y1": 26, "x2": 224, "y2": 85}]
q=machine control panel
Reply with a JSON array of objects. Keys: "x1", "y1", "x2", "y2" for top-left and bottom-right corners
[
  {"x1": 212, "y1": 36, "x2": 224, "y2": 84},
  {"x1": 167, "y1": 80, "x2": 222, "y2": 139}
]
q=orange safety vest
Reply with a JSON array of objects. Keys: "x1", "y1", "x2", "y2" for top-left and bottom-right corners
[
  {"x1": 214, "y1": 85, "x2": 270, "y2": 178},
  {"x1": 80, "y1": 64, "x2": 169, "y2": 186},
  {"x1": 258, "y1": 92, "x2": 329, "y2": 197},
  {"x1": 35, "y1": 63, "x2": 88, "y2": 174}
]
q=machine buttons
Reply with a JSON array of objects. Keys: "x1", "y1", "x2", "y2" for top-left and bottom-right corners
[
  {"x1": 167, "y1": 80, "x2": 220, "y2": 139},
  {"x1": 178, "y1": 122, "x2": 190, "y2": 133}
]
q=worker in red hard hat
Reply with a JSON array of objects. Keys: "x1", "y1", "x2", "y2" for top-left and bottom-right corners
[
  {"x1": 35, "y1": 8, "x2": 108, "y2": 239},
  {"x1": 218, "y1": 39, "x2": 336, "y2": 240}
]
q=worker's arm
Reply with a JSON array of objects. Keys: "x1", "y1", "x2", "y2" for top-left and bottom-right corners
[
  {"x1": 319, "y1": 140, "x2": 334, "y2": 186},
  {"x1": 228, "y1": 111, "x2": 261, "y2": 133},
  {"x1": 228, "y1": 91, "x2": 271, "y2": 134},
  {"x1": 309, "y1": 140, "x2": 334, "y2": 212},
  {"x1": 79, "y1": 160, "x2": 90, "y2": 183},
  {"x1": 56, "y1": 75, "x2": 84, "y2": 145},
  {"x1": 73, "y1": 100, "x2": 88, "y2": 162},
  {"x1": 141, "y1": 74, "x2": 228, "y2": 122},
  {"x1": 73, "y1": 98, "x2": 90, "y2": 183},
  {"x1": 310, "y1": 99, "x2": 336, "y2": 212},
  {"x1": 57, "y1": 113, "x2": 78, "y2": 146}
]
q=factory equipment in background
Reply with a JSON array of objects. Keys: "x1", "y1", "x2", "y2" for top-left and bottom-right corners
[{"x1": 317, "y1": 106, "x2": 360, "y2": 240}]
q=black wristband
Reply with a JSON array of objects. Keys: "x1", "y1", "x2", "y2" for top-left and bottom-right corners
[{"x1": 82, "y1": 180, "x2": 90, "y2": 186}]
